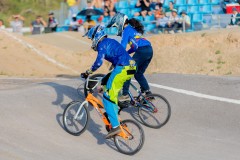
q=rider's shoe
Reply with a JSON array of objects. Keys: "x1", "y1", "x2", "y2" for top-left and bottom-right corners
[
  {"x1": 105, "y1": 126, "x2": 121, "y2": 139},
  {"x1": 145, "y1": 90, "x2": 152, "y2": 96},
  {"x1": 118, "y1": 95, "x2": 130, "y2": 102}
]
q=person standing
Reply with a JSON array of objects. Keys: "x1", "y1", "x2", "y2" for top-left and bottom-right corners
[
  {"x1": 228, "y1": 8, "x2": 240, "y2": 26},
  {"x1": 9, "y1": 15, "x2": 25, "y2": 34},
  {"x1": 48, "y1": 12, "x2": 58, "y2": 32},
  {"x1": 0, "y1": 19, "x2": 5, "y2": 29},
  {"x1": 30, "y1": 15, "x2": 47, "y2": 35}
]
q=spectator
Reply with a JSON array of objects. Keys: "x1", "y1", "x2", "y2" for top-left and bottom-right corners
[
  {"x1": 134, "y1": 0, "x2": 152, "y2": 17},
  {"x1": 0, "y1": 19, "x2": 5, "y2": 29},
  {"x1": 92, "y1": 0, "x2": 104, "y2": 9},
  {"x1": 65, "y1": 0, "x2": 80, "y2": 19},
  {"x1": 179, "y1": 10, "x2": 191, "y2": 31},
  {"x1": 86, "y1": 0, "x2": 94, "y2": 9},
  {"x1": 166, "y1": 9, "x2": 181, "y2": 33},
  {"x1": 84, "y1": 15, "x2": 96, "y2": 31},
  {"x1": 165, "y1": 1, "x2": 175, "y2": 17},
  {"x1": 156, "y1": 12, "x2": 168, "y2": 32},
  {"x1": 30, "y1": 15, "x2": 47, "y2": 35},
  {"x1": 155, "y1": 2, "x2": 164, "y2": 18},
  {"x1": 48, "y1": 12, "x2": 58, "y2": 32},
  {"x1": 69, "y1": 14, "x2": 80, "y2": 31},
  {"x1": 103, "y1": 0, "x2": 116, "y2": 17},
  {"x1": 9, "y1": 15, "x2": 25, "y2": 34},
  {"x1": 228, "y1": 8, "x2": 240, "y2": 26}
]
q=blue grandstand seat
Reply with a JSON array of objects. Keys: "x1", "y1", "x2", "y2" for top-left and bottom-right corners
[
  {"x1": 64, "y1": 19, "x2": 70, "y2": 25},
  {"x1": 91, "y1": 15, "x2": 99, "y2": 22},
  {"x1": 130, "y1": 8, "x2": 141, "y2": 15},
  {"x1": 187, "y1": 0, "x2": 198, "y2": 5},
  {"x1": 76, "y1": 15, "x2": 86, "y2": 21},
  {"x1": 211, "y1": 0, "x2": 220, "y2": 5},
  {"x1": 144, "y1": 15, "x2": 155, "y2": 22},
  {"x1": 199, "y1": 0, "x2": 210, "y2": 5},
  {"x1": 192, "y1": 13, "x2": 203, "y2": 22},
  {"x1": 134, "y1": 16, "x2": 143, "y2": 21},
  {"x1": 178, "y1": 6, "x2": 188, "y2": 13},
  {"x1": 175, "y1": 0, "x2": 187, "y2": 6},
  {"x1": 188, "y1": 6, "x2": 200, "y2": 13},
  {"x1": 112, "y1": 27, "x2": 118, "y2": 35},
  {"x1": 144, "y1": 24, "x2": 156, "y2": 32},
  {"x1": 129, "y1": 0, "x2": 138, "y2": 8},
  {"x1": 102, "y1": 16, "x2": 110, "y2": 24},
  {"x1": 119, "y1": 9, "x2": 130, "y2": 16},
  {"x1": 116, "y1": 1, "x2": 129, "y2": 9},
  {"x1": 201, "y1": 5, "x2": 213, "y2": 13},
  {"x1": 163, "y1": 0, "x2": 171, "y2": 7}
]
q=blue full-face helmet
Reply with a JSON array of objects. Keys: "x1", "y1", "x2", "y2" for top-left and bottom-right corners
[
  {"x1": 106, "y1": 12, "x2": 128, "y2": 36},
  {"x1": 83, "y1": 25, "x2": 107, "y2": 51}
]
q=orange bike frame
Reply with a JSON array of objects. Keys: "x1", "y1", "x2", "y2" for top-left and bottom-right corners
[{"x1": 86, "y1": 93, "x2": 131, "y2": 139}]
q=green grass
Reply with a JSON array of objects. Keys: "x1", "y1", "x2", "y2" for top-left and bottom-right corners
[
  {"x1": 201, "y1": 33, "x2": 206, "y2": 37},
  {"x1": 225, "y1": 71, "x2": 232, "y2": 75},
  {"x1": 0, "y1": 0, "x2": 62, "y2": 27},
  {"x1": 208, "y1": 60, "x2": 213, "y2": 63},
  {"x1": 215, "y1": 50, "x2": 221, "y2": 55}
]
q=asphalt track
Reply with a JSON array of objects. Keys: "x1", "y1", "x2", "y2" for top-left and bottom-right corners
[{"x1": 0, "y1": 74, "x2": 240, "y2": 160}]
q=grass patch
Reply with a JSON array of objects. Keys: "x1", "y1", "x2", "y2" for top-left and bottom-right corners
[
  {"x1": 0, "y1": 71, "x2": 7, "y2": 75},
  {"x1": 215, "y1": 50, "x2": 221, "y2": 55},
  {"x1": 225, "y1": 71, "x2": 232, "y2": 75},
  {"x1": 208, "y1": 60, "x2": 213, "y2": 63},
  {"x1": 201, "y1": 33, "x2": 206, "y2": 37},
  {"x1": 216, "y1": 66, "x2": 221, "y2": 69}
]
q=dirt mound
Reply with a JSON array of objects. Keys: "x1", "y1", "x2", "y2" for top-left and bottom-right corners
[
  {"x1": 148, "y1": 28, "x2": 240, "y2": 76},
  {"x1": 0, "y1": 28, "x2": 239, "y2": 77}
]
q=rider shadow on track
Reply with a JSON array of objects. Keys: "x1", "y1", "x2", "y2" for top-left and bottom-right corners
[{"x1": 41, "y1": 81, "x2": 114, "y2": 146}]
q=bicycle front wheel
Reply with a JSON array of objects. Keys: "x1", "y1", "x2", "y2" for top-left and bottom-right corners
[
  {"x1": 114, "y1": 119, "x2": 145, "y2": 155},
  {"x1": 63, "y1": 101, "x2": 89, "y2": 136},
  {"x1": 138, "y1": 94, "x2": 171, "y2": 129}
]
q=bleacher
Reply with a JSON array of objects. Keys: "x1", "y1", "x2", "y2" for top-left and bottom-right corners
[{"x1": 62, "y1": 0, "x2": 225, "y2": 34}]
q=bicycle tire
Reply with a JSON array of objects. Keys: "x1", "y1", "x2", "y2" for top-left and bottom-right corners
[
  {"x1": 114, "y1": 119, "x2": 145, "y2": 155},
  {"x1": 84, "y1": 74, "x2": 105, "y2": 98},
  {"x1": 63, "y1": 101, "x2": 90, "y2": 136},
  {"x1": 138, "y1": 93, "x2": 171, "y2": 129}
]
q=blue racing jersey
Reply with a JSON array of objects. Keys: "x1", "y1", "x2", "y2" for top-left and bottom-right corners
[
  {"x1": 90, "y1": 38, "x2": 133, "y2": 72},
  {"x1": 121, "y1": 25, "x2": 151, "y2": 54}
]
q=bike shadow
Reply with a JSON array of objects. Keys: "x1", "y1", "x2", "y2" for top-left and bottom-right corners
[
  {"x1": 41, "y1": 81, "x2": 117, "y2": 146},
  {"x1": 120, "y1": 106, "x2": 145, "y2": 126}
]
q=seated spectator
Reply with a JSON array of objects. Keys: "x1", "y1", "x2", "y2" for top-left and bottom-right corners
[
  {"x1": 155, "y1": 2, "x2": 164, "y2": 18},
  {"x1": 134, "y1": 0, "x2": 152, "y2": 17},
  {"x1": 30, "y1": 15, "x2": 47, "y2": 35},
  {"x1": 92, "y1": 0, "x2": 104, "y2": 9},
  {"x1": 179, "y1": 10, "x2": 191, "y2": 30},
  {"x1": 69, "y1": 14, "x2": 80, "y2": 31},
  {"x1": 103, "y1": 0, "x2": 116, "y2": 17},
  {"x1": 165, "y1": 1, "x2": 175, "y2": 17},
  {"x1": 86, "y1": 0, "x2": 94, "y2": 9},
  {"x1": 83, "y1": 15, "x2": 96, "y2": 31},
  {"x1": 166, "y1": 9, "x2": 181, "y2": 33},
  {"x1": 48, "y1": 12, "x2": 58, "y2": 32},
  {"x1": 0, "y1": 19, "x2": 5, "y2": 29},
  {"x1": 228, "y1": 8, "x2": 240, "y2": 26},
  {"x1": 156, "y1": 12, "x2": 168, "y2": 32},
  {"x1": 9, "y1": 15, "x2": 25, "y2": 34}
]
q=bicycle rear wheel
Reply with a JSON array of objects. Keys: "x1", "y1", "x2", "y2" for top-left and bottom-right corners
[
  {"x1": 84, "y1": 74, "x2": 105, "y2": 97},
  {"x1": 63, "y1": 101, "x2": 89, "y2": 136},
  {"x1": 138, "y1": 94, "x2": 171, "y2": 129},
  {"x1": 114, "y1": 119, "x2": 145, "y2": 155}
]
